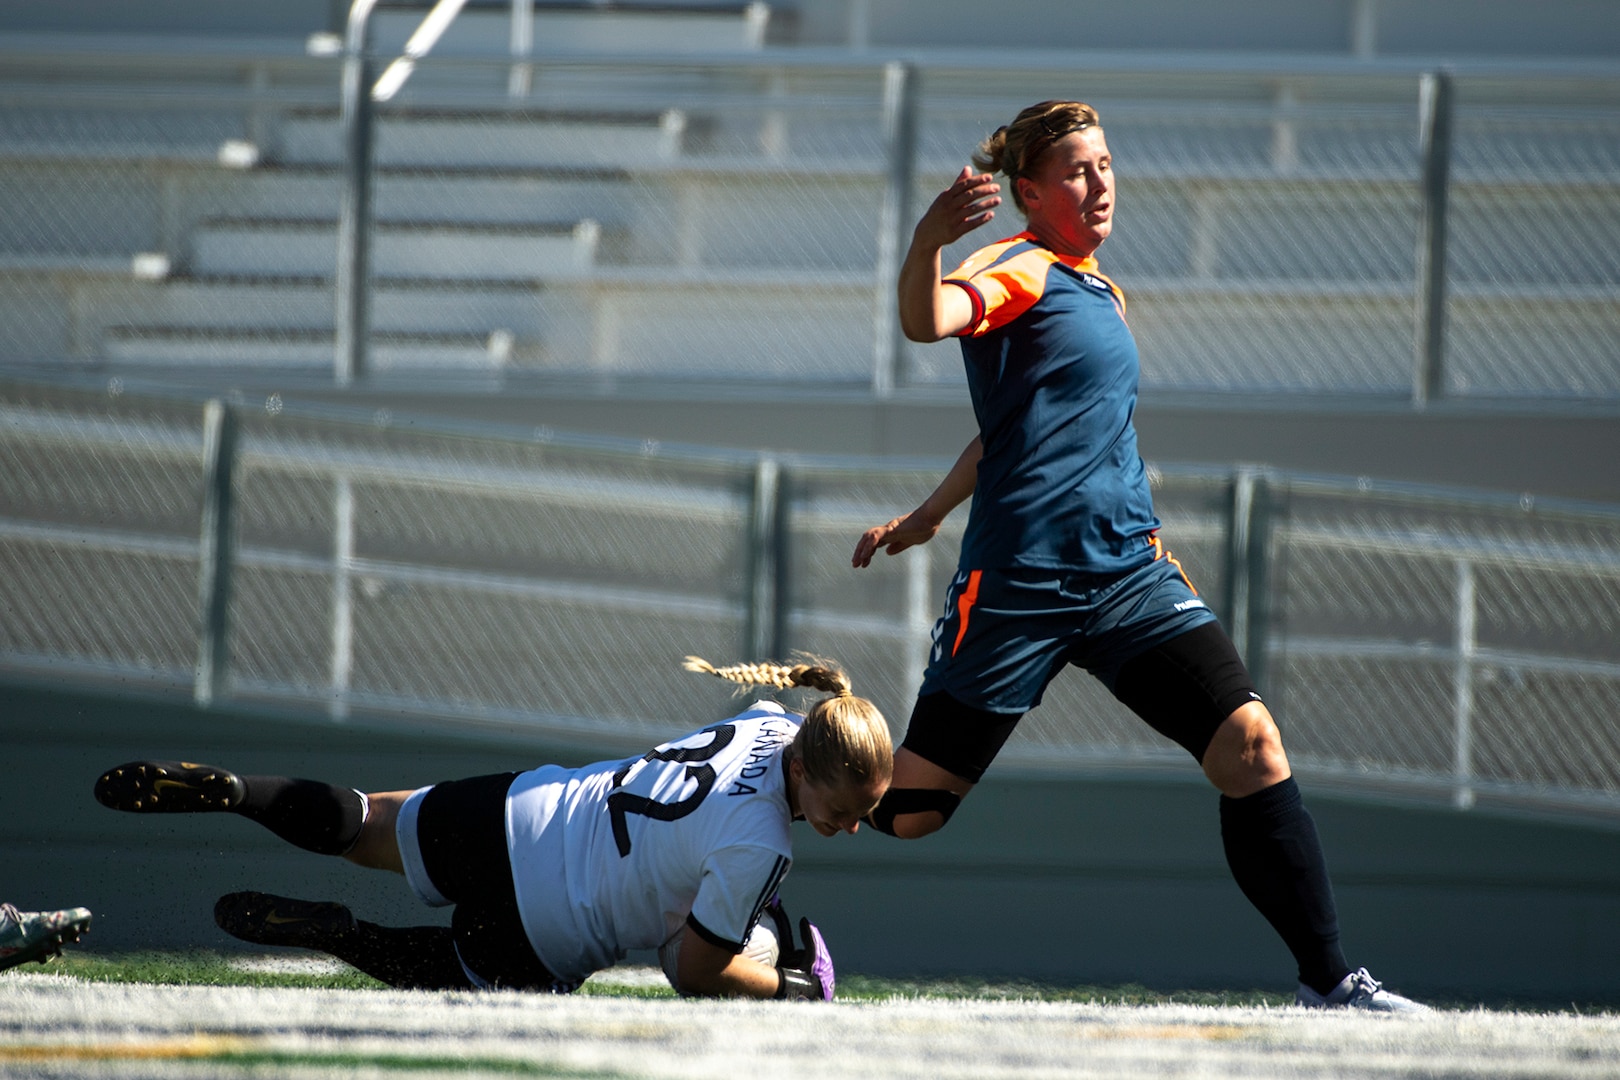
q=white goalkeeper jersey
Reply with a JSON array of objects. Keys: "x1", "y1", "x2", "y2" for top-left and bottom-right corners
[{"x1": 505, "y1": 702, "x2": 798, "y2": 981}]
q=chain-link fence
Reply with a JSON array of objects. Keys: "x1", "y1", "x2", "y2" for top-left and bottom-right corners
[
  {"x1": 4, "y1": 376, "x2": 1618, "y2": 820},
  {"x1": 1, "y1": 38, "x2": 1616, "y2": 398}
]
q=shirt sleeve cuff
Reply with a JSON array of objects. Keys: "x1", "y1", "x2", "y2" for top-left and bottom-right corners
[
  {"x1": 943, "y1": 279, "x2": 984, "y2": 336},
  {"x1": 685, "y1": 912, "x2": 744, "y2": 954}
]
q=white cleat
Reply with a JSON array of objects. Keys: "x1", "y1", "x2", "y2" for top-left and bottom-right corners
[{"x1": 1297, "y1": 967, "x2": 1431, "y2": 1013}]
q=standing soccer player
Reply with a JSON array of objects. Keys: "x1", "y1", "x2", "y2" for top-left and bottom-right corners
[{"x1": 852, "y1": 100, "x2": 1425, "y2": 1012}]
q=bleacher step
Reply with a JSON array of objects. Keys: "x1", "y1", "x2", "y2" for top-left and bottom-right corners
[
  {"x1": 102, "y1": 328, "x2": 508, "y2": 369},
  {"x1": 108, "y1": 279, "x2": 546, "y2": 336},
  {"x1": 275, "y1": 111, "x2": 685, "y2": 169},
  {"x1": 366, "y1": 4, "x2": 768, "y2": 57},
  {"x1": 189, "y1": 218, "x2": 599, "y2": 280}
]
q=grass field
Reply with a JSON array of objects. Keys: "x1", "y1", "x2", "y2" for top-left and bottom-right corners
[
  {"x1": 4, "y1": 951, "x2": 1619, "y2": 1079},
  {"x1": 18, "y1": 949, "x2": 1296, "y2": 1006}
]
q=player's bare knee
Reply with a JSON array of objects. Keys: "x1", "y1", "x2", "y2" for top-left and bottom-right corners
[
  {"x1": 1242, "y1": 709, "x2": 1288, "y2": 771},
  {"x1": 344, "y1": 790, "x2": 407, "y2": 874},
  {"x1": 1204, "y1": 704, "x2": 1290, "y2": 795},
  {"x1": 895, "y1": 811, "x2": 947, "y2": 840}
]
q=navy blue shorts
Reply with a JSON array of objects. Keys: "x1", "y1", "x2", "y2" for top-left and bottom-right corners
[{"x1": 918, "y1": 546, "x2": 1218, "y2": 714}]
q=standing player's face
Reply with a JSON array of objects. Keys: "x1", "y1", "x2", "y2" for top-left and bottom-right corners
[
  {"x1": 793, "y1": 769, "x2": 888, "y2": 837},
  {"x1": 1018, "y1": 127, "x2": 1115, "y2": 258}
]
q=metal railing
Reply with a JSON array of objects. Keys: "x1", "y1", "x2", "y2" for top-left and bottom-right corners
[{"x1": 3, "y1": 375, "x2": 1618, "y2": 821}]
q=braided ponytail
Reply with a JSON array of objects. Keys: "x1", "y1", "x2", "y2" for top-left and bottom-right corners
[
  {"x1": 682, "y1": 656, "x2": 852, "y2": 697},
  {"x1": 683, "y1": 655, "x2": 892, "y2": 788}
]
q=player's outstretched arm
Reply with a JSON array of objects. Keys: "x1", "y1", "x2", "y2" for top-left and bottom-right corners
[{"x1": 852, "y1": 437, "x2": 982, "y2": 567}]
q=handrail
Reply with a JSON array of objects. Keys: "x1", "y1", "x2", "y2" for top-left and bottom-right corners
[
  {"x1": 334, "y1": 0, "x2": 381, "y2": 387},
  {"x1": 373, "y1": 0, "x2": 473, "y2": 102},
  {"x1": 337, "y1": 0, "x2": 475, "y2": 387}
]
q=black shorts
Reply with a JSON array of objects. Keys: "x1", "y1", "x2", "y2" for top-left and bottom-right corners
[
  {"x1": 411, "y1": 771, "x2": 576, "y2": 991},
  {"x1": 901, "y1": 620, "x2": 1261, "y2": 781}
]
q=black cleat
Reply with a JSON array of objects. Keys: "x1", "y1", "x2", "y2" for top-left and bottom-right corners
[
  {"x1": 94, "y1": 760, "x2": 246, "y2": 813},
  {"x1": 214, "y1": 891, "x2": 355, "y2": 949}
]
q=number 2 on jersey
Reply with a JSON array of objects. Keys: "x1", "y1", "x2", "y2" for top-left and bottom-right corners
[{"x1": 608, "y1": 724, "x2": 737, "y2": 857}]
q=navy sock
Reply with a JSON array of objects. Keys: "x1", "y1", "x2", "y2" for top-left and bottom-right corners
[
  {"x1": 235, "y1": 775, "x2": 367, "y2": 857},
  {"x1": 1219, "y1": 777, "x2": 1350, "y2": 995}
]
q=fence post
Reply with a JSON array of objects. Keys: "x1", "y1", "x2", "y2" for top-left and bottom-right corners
[
  {"x1": 508, "y1": 0, "x2": 534, "y2": 98},
  {"x1": 1414, "y1": 70, "x2": 1454, "y2": 407},
  {"x1": 746, "y1": 456, "x2": 784, "y2": 659},
  {"x1": 335, "y1": 0, "x2": 381, "y2": 387},
  {"x1": 195, "y1": 399, "x2": 238, "y2": 708},
  {"x1": 330, "y1": 475, "x2": 356, "y2": 720},
  {"x1": 846, "y1": 0, "x2": 871, "y2": 48},
  {"x1": 872, "y1": 60, "x2": 918, "y2": 398},
  {"x1": 1453, "y1": 557, "x2": 1477, "y2": 809},
  {"x1": 1225, "y1": 466, "x2": 1273, "y2": 689}
]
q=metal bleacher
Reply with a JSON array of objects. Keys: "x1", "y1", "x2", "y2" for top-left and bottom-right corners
[{"x1": 0, "y1": 1, "x2": 1616, "y2": 396}]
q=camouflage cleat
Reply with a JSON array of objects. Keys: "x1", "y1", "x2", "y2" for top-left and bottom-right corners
[
  {"x1": 214, "y1": 891, "x2": 355, "y2": 950},
  {"x1": 94, "y1": 760, "x2": 246, "y2": 813},
  {"x1": 0, "y1": 904, "x2": 92, "y2": 973}
]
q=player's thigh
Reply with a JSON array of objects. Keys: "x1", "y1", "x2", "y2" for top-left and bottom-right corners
[
  {"x1": 891, "y1": 746, "x2": 977, "y2": 796},
  {"x1": 1109, "y1": 620, "x2": 1262, "y2": 764},
  {"x1": 899, "y1": 690, "x2": 1023, "y2": 786},
  {"x1": 451, "y1": 896, "x2": 575, "y2": 992}
]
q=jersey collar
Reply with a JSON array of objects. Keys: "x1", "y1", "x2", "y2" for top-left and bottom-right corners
[{"x1": 1015, "y1": 230, "x2": 1099, "y2": 274}]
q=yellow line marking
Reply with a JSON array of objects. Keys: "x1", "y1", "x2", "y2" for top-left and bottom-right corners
[{"x1": 0, "y1": 1034, "x2": 250, "y2": 1061}]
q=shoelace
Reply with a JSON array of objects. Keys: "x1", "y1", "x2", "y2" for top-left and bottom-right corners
[{"x1": 1345, "y1": 968, "x2": 1384, "y2": 999}]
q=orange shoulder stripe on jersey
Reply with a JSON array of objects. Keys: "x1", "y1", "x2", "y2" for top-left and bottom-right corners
[
  {"x1": 1150, "y1": 535, "x2": 1198, "y2": 595},
  {"x1": 951, "y1": 570, "x2": 983, "y2": 657},
  {"x1": 947, "y1": 234, "x2": 1127, "y2": 336},
  {"x1": 957, "y1": 247, "x2": 1059, "y2": 336},
  {"x1": 946, "y1": 235, "x2": 1030, "y2": 280}
]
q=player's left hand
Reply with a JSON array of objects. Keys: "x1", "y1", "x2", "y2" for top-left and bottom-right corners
[{"x1": 852, "y1": 510, "x2": 941, "y2": 567}]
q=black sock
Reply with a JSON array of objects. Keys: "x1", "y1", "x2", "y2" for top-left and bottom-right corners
[
  {"x1": 322, "y1": 921, "x2": 474, "y2": 991},
  {"x1": 1219, "y1": 777, "x2": 1350, "y2": 995},
  {"x1": 235, "y1": 775, "x2": 367, "y2": 856}
]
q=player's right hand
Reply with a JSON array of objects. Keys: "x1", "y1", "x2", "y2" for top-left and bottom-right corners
[{"x1": 912, "y1": 166, "x2": 1001, "y2": 250}]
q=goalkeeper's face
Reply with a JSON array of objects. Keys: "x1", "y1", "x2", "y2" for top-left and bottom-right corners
[{"x1": 791, "y1": 765, "x2": 888, "y2": 837}]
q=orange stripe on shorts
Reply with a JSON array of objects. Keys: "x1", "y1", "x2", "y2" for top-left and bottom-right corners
[
  {"x1": 951, "y1": 570, "x2": 983, "y2": 657},
  {"x1": 1150, "y1": 535, "x2": 1199, "y2": 595}
]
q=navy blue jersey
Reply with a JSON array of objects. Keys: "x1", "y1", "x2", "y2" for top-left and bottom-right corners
[{"x1": 945, "y1": 232, "x2": 1160, "y2": 574}]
